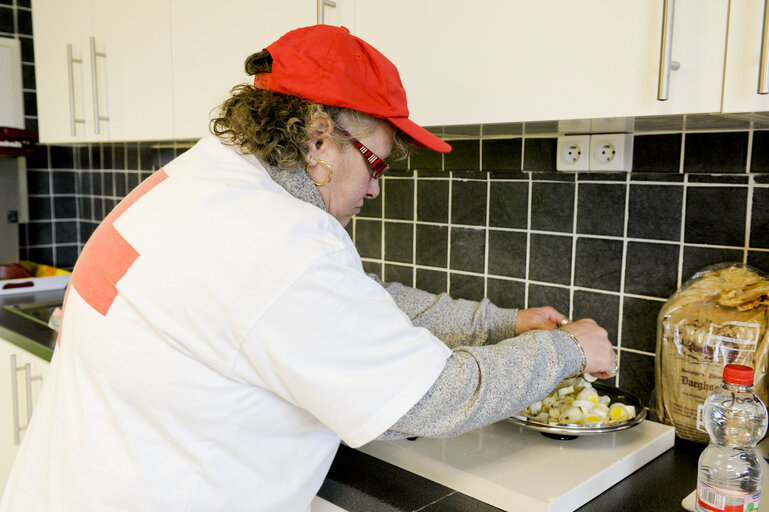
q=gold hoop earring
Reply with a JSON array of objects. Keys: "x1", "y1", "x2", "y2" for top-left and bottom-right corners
[{"x1": 307, "y1": 159, "x2": 333, "y2": 186}]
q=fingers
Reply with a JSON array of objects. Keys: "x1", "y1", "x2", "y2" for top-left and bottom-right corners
[{"x1": 515, "y1": 306, "x2": 567, "y2": 334}]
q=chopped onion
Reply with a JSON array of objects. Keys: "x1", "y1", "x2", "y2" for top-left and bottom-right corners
[{"x1": 520, "y1": 376, "x2": 636, "y2": 427}]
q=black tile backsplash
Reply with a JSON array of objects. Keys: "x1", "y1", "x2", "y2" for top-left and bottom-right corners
[
  {"x1": 415, "y1": 224, "x2": 448, "y2": 268},
  {"x1": 683, "y1": 132, "x2": 748, "y2": 173},
  {"x1": 684, "y1": 186, "x2": 747, "y2": 246},
  {"x1": 752, "y1": 187, "x2": 769, "y2": 248},
  {"x1": 384, "y1": 179, "x2": 414, "y2": 220},
  {"x1": 449, "y1": 227, "x2": 485, "y2": 273},
  {"x1": 486, "y1": 277, "x2": 525, "y2": 309},
  {"x1": 528, "y1": 283, "x2": 570, "y2": 313},
  {"x1": 621, "y1": 297, "x2": 662, "y2": 354},
  {"x1": 444, "y1": 140, "x2": 480, "y2": 171},
  {"x1": 487, "y1": 230, "x2": 526, "y2": 279},
  {"x1": 624, "y1": 242, "x2": 679, "y2": 298},
  {"x1": 0, "y1": 6, "x2": 13, "y2": 33},
  {"x1": 488, "y1": 181, "x2": 528, "y2": 229},
  {"x1": 416, "y1": 179, "x2": 449, "y2": 223},
  {"x1": 528, "y1": 233, "x2": 572, "y2": 285},
  {"x1": 633, "y1": 134, "x2": 682, "y2": 173},
  {"x1": 451, "y1": 180, "x2": 487, "y2": 226},
  {"x1": 449, "y1": 273, "x2": 485, "y2": 302},
  {"x1": 753, "y1": 131, "x2": 769, "y2": 172},
  {"x1": 384, "y1": 222, "x2": 413, "y2": 264},
  {"x1": 627, "y1": 184, "x2": 683, "y2": 241},
  {"x1": 574, "y1": 237, "x2": 623, "y2": 292},
  {"x1": 416, "y1": 268, "x2": 447, "y2": 295},
  {"x1": 577, "y1": 183, "x2": 626, "y2": 237},
  {"x1": 8, "y1": 1, "x2": 769, "y2": 413},
  {"x1": 482, "y1": 138, "x2": 522, "y2": 171},
  {"x1": 523, "y1": 138, "x2": 557, "y2": 171},
  {"x1": 530, "y1": 181, "x2": 574, "y2": 232}
]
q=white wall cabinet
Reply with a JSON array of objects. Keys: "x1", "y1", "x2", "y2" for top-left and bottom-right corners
[
  {"x1": 354, "y1": 0, "x2": 730, "y2": 127},
  {"x1": 31, "y1": 0, "x2": 767, "y2": 142},
  {"x1": 0, "y1": 338, "x2": 49, "y2": 497},
  {"x1": 170, "y1": 0, "x2": 355, "y2": 140},
  {"x1": 32, "y1": 0, "x2": 174, "y2": 143},
  {"x1": 722, "y1": 0, "x2": 769, "y2": 113}
]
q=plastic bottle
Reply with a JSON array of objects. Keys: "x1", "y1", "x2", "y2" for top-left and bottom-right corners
[{"x1": 696, "y1": 364, "x2": 768, "y2": 512}]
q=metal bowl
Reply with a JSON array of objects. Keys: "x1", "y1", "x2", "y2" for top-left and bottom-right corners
[{"x1": 507, "y1": 382, "x2": 647, "y2": 438}]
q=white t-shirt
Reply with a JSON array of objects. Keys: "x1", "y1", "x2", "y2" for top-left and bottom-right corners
[{"x1": 0, "y1": 137, "x2": 451, "y2": 512}]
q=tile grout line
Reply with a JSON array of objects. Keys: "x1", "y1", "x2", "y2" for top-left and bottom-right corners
[
  {"x1": 568, "y1": 174, "x2": 579, "y2": 319},
  {"x1": 615, "y1": 172, "x2": 632, "y2": 385}
]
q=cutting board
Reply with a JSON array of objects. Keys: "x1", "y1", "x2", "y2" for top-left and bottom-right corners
[{"x1": 358, "y1": 419, "x2": 674, "y2": 512}]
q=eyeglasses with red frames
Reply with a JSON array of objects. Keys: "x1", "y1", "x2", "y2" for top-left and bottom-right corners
[{"x1": 337, "y1": 128, "x2": 390, "y2": 180}]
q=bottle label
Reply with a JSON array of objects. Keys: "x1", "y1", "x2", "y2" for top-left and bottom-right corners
[{"x1": 697, "y1": 481, "x2": 760, "y2": 511}]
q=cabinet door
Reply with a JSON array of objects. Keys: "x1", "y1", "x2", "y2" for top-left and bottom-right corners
[
  {"x1": 0, "y1": 339, "x2": 49, "y2": 497},
  {"x1": 722, "y1": 0, "x2": 769, "y2": 113},
  {"x1": 355, "y1": 0, "x2": 728, "y2": 126},
  {"x1": 31, "y1": 0, "x2": 94, "y2": 143},
  {"x1": 170, "y1": 0, "x2": 320, "y2": 140},
  {"x1": 90, "y1": 0, "x2": 175, "y2": 142}
]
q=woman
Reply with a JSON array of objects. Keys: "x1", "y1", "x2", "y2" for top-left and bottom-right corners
[{"x1": 0, "y1": 25, "x2": 615, "y2": 512}]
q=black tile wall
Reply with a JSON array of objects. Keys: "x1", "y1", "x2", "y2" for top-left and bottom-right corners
[
  {"x1": 577, "y1": 183, "x2": 626, "y2": 236},
  {"x1": 416, "y1": 179, "x2": 449, "y2": 223},
  {"x1": 488, "y1": 181, "x2": 528, "y2": 229},
  {"x1": 683, "y1": 132, "x2": 748, "y2": 173},
  {"x1": 633, "y1": 134, "x2": 682, "y2": 173},
  {"x1": 529, "y1": 233, "x2": 572, "y2": 285},
  {"x1": 753, "y1": 131, "x2": 769, "y2": 172},
  {"x1": 450, "y1": 227, "x2": 485, "y2": 273},
  {"x1": 685, "y1": 186, "x2": 747, "y2": 246},
  {"x1": 384, "y1": 179, "x2": 413, "y2": 220},
  {"x1": 482, "y1": 138, "x2": 521, "y2": 171},
  {"x1": 531, "y1": 182, "x2": 573, "y2": 232},
  {"x1": 451, "y1": 180, "x2": 486, "y2": 226},
  {"x1": 8, "y1": 1, "x2": 769, "y2": 413},
  {"x1": 574, "y1": 238, "x2": 623, "y2": 292}
]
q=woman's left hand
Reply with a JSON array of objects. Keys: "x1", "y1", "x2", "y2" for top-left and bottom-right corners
[{"x1": 514, "y1": 306, "x2": 567, "y2": 335}]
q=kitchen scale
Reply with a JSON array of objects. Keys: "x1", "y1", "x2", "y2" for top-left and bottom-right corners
[{"x1": 357, "y1": 417, "x2": 674, "y2": 512}]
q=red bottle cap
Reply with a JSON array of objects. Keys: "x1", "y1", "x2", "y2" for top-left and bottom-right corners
[{"x1": 723, "y1": 364, "x2": 755, "y2": 385}]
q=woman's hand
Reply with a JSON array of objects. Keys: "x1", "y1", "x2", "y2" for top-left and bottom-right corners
[
  {"x1": 514, "y1": 306, "x2": 567, "y2": 335},
  {"x1": 560, "y1": 318, "x2": 616, "y2": 378}
]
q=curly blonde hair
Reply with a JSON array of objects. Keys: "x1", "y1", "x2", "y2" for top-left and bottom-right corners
[{"x1": 209, "y1": 51, "x2": 413, "y2": 171}]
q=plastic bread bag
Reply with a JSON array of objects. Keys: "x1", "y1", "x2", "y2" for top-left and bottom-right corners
[{"x1": 655, "y1": 263, "x2": 769, "y2": 443}]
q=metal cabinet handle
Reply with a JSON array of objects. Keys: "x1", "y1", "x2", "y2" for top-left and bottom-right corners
[
  {"x1": 759, "y1": 0, "x2": 769, "y2": 94},
  {"x1": 317, "y1": 0, "x2": 337, "y2": 24},
  {"x1": 66, "y1": 44, "x2": 85, "y2": 136},
  {"x1": 9, "y1": 355, "x2": 43, "y2": 446},
  {"x1": 89, "y1": 37, "x2": 110, "y2": 134},
  {"x1": 10, "y1": 355, "x2": 22, "y2": 445},
  {"x1": 658, "y1": 0, "x2": 681, "y2": 101},
  {"x1": 24, "y1": 362, "x2": 42, "y2": 423}
]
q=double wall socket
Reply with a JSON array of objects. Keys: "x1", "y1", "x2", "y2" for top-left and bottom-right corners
[{"x1": 556, "y1": 133, "x2": 633, "y2": 172}]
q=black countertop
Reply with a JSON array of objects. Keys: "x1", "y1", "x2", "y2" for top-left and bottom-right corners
[
  {"x1": 0, "y1": 288, "x2": 63, "y2": 361},
  {"x1": 319, "y1": 437, "x2": 702, "y2": 512}
]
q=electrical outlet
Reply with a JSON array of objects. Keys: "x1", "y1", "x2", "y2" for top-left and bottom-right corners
[
  {"x1": 556, "y1": 135, "x2": 590, "y2": 171},
  {"x1": 589, "y1": 133, "x2": 633, "y2": 171}
]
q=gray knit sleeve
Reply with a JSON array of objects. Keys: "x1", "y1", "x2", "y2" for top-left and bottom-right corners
[
  {"x1": 368, "y1": 274, "x2": 518, "y2": 347},
  {"x1": 377, "y1": 329, "x2": 585, "y2": 439}
]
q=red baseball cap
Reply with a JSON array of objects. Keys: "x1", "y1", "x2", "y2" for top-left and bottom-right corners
[{"x1": 253, "y1": 25, "x2": 452, "y2": 154}]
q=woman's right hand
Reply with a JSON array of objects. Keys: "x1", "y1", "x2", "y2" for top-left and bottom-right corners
[{"x1": 560, "y1": 318, "x2": 616, "y2": 379}]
